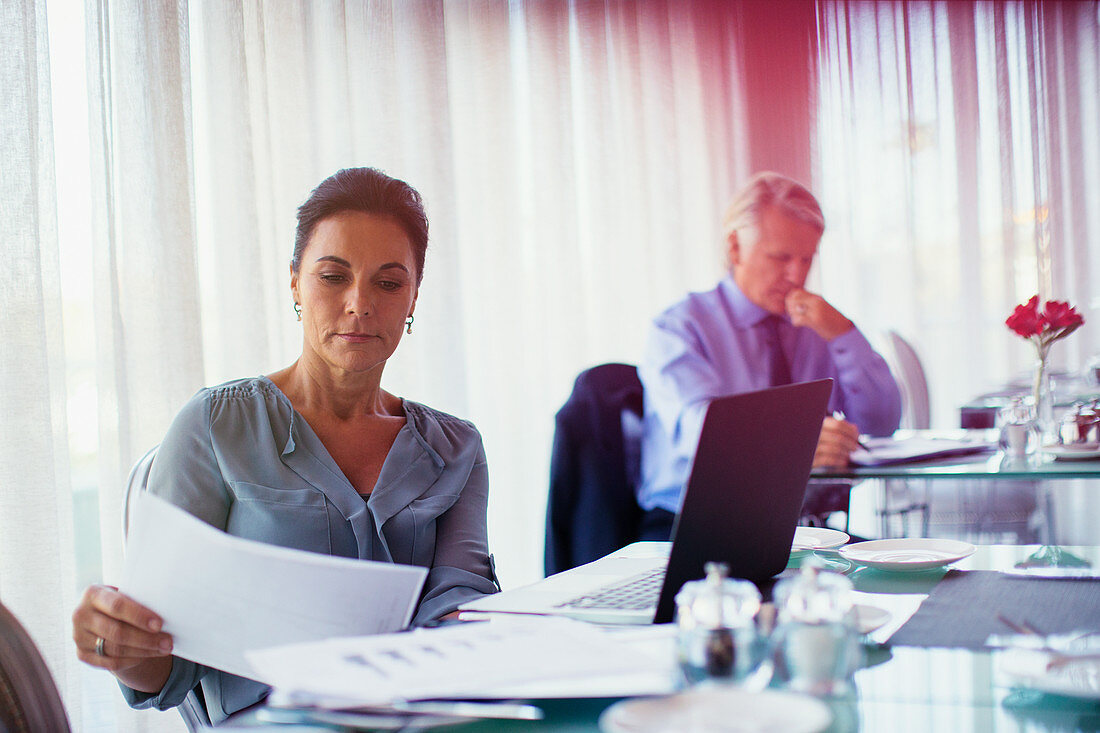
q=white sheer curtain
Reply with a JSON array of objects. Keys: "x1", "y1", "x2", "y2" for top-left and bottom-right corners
[
  {"x1": 4, "y1": 0, "x2": 209, "y2": 728},
  {"x1": 0, "y1": 0, "x2": 80, "y2": 725},
  {"x1": 6, "y1": 1, "x2": 757, "y2": 729},
  {"x1": 85, "y1": 1, "x2": 202, "y2": 727},
  {"x1": 186, "y1": 0, "x2": 755, "y2": 589},
  {"x1": 814, "y1": 5, "x2": 1100, "y2": 718},
  {"x1": 10, "y1": 0, "x2": 1094, "y2": 729},
  {"x1": 815, "y1": 0, "x2": 1100, "y2": 428}
]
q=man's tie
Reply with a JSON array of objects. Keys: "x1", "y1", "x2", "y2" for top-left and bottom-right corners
[{"x1": 763, "y1": 315, "x2": 793, "y2": 387}]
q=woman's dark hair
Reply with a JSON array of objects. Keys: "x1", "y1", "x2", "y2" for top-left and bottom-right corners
[{"x1": 292, "y1": 167, "x2": 429, "y2": 284}]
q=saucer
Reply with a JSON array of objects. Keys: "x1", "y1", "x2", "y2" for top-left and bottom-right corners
[
  {"x1": 1043, "y1": 443, "x2": 1100, "y2": 461},
  {"x1": 790, "y1": 527, "x2": 850, "y2": 558},
  {"x1": 838, "y1": 538, "x2": 975, "y2": 572},
  {"x1": 599, "y1": 687, "x2": 831, "y2": 733}
]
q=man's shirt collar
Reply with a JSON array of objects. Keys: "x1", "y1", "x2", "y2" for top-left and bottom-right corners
[{"x1": 718, "y1": 275, "x2": 785, "y2": 329}]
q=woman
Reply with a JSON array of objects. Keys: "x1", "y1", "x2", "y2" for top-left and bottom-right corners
[{"x1": 71, "y1": 167, "x2": 498, "y2": 723}]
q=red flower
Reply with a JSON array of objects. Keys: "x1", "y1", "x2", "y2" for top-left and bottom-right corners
[
  {"x1": 1043, "y1": 299, "x2": 1084, "y2": 330},
  {"x1": 1005, "y1": 296, "x2": 1046, "y2": 338},
  {"x1": 1006, "y1": 295, "x2": 1084, "y2": 355},
  {"x1": 1007, "y1": 295, "x2": 1084, "y2": 423}
]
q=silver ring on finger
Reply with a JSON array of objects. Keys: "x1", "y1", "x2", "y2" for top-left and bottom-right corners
[{"x1": 95, "y1": 636, "x2": 107, "y2": 657}]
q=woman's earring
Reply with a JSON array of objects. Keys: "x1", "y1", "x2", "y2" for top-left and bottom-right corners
[
  {"x1": 294, "y1": 303, "x2": 302, "y2": 321},
  {"x1": 405, "y1": 314, "x2": 414, "y2": 335}
]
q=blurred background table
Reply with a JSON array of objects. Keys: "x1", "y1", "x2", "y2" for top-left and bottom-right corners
[
  {"x1": 812, "y1": 431, "x2": 1100, "y2": 546},
  {"x1": 959, "y1": 371, "x2": 1100, "y2": 430}
]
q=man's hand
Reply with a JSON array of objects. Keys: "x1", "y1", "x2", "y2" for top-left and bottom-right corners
[
  {"x1": 813, "y1": 416, "x2": 860, "y2": 468},
  {"x1": 786, "y1": 288, "x2": 854, "y2": 341}
]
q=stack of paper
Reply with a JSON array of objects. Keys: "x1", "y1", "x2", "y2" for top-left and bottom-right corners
[
  {"x1": 121, "y1": 493, "x2": 427, "y2": 680},
  {"x1": 850, "y1": 436, "x2": 995, "y2": 467},
  {"x1": 246, "y1": 616, "x2": 674, "y2": 706}
]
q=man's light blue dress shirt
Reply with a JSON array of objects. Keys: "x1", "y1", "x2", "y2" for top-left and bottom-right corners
[
  {"x1": 637, "y1": 276, "x2": 902, "y2": 513},
  {"x1": 122, "y1": 376, "x2": 498, "y2": 723}
]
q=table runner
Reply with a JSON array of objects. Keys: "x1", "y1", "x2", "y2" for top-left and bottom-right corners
[{"x1": 887, "y1": 570, "x2": 1100, "y2": 649}]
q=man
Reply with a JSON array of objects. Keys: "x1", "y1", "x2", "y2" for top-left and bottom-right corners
[{"x1": 637, "y1": 171, "x2": 901, "y2": 536}]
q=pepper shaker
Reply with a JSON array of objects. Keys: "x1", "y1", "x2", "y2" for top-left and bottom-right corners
[{"x1": 674, "y1": 561, "x2": 762, "y2": 687}]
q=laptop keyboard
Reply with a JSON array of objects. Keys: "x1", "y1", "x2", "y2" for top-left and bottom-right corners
[{"x1": 555, "y1": 566, "x2": 666, "y2": 611}]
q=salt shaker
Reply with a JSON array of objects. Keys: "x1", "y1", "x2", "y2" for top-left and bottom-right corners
[
  {"x1": 674, "y1": 561, "x2": 762, "y2": 687},
  {"x1": 771, "y1": 561, "x2": 859, "y2": 696},
  {"x1": 1059, "y1": 402, "x2": 1100, "y2": 444},
  {"x1": 999, "y1": 396, "x2": 1039, "y2": 457}
]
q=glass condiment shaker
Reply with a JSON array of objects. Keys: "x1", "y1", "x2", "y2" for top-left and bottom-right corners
[
  {"x1": 674, "y1": 561, "x2": 762, "y2": 687},
  {"x1": 1060, "y1": 402, "x2": 1100, "y2": 445},
  {"x1": 770, "y1": 561, "x2": 859, "y2": 696},
  {"x1": 999, "y1": 396, "x2": 1039, "y2": 457}
]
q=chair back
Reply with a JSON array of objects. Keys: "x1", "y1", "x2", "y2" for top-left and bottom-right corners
[
  {"x1": 122, "y1": 446, "x2": 212, "y2": 731},
  {"x1": 123, "y1": 445, "x2": 159, "y2": 543},
  {"x1": 544, "y1": 363, "x2": 645, "y2": 576},
  {"x1": 885, "y1": 330, "x2": 931, "y2": 429},
  {"x1": 0, "y1": 601, "x2": 72, "y2": 733}
]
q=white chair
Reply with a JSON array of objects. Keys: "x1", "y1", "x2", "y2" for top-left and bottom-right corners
[
  {"x1": 884, "y1": 330, "x2": 931, "y2": 429},
  {"x1": 122, "y1": 445, "x2": 158, "y2": 543},
  {"x1": 123, "y1": 446, "x2": 212, "y2": 731},
  {"x1": 877, "y1": 331, "x2": 932, "y2": 536},
  {"x1": 876, "y1": 332, "x2": 1040, "y2": 542}
]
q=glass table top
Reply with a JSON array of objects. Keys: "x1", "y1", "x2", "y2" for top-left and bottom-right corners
[
  {"x1": 813, "y1": 430, "x2": 1100, "y2": 480},
  {"x1": 229, "y1": 546, "x2": 1100, "y2": 732},
  {"x1": 814, "y1": 450, "x2": 1100, "y2": 480}
]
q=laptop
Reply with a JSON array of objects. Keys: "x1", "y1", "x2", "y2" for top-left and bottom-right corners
[{"x1": 461, "y1": 378, "x2": 833, "y2": 625}]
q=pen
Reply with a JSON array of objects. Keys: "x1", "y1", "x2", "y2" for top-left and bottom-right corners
[
  {"x1": 833, "y1": 411, "x2": 872, "y2": 451},
  {"x1": 259, "y1": 700, "x2": 544, "y2": 725},
  {"x1": 419, "y1": 616, "x2": 491, "y2": 629}
]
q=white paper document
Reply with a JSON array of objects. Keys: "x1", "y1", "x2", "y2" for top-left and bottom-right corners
[
  {"x1": 247, "y1": 616, "x2": 673, "y2": 706},
  {"x1": 850, "y1": 436, "x2": 995, "y2": 466},
  {"x1": 121, "y1": 493, "x2": 427, "y2": 681}
]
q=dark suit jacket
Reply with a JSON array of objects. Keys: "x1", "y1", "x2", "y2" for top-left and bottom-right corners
[{"x1": 544, "y1": 363, "x2": 645, "y2": 576}]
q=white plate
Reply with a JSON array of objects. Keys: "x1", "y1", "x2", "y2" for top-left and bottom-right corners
[
  {"x1": 852, "y1": 604, "x2": 891, "y2": 635},
  {"x1": 792, "y1": 526, "x2": 850, "y2": 551},
  {"x1": 789, "y1": 527, "x2": 850, "y2": 558},
  {"x1": 999, "y1": 649, "x2": 1100, "y2": 700},
  {"x1": 599, "y1": 688, "x2": 831, "y2": 733},
  {"x1": 838, "y1": 538, "x2": 975, "y2": 572},
  {"x1": 1043, "y1": 443, "x2": 1100, "y2": 461}
]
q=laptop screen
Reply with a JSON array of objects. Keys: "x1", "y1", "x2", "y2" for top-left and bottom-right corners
[{"x1": 653, "y1": 379, "x2": 833, "y2": 623}]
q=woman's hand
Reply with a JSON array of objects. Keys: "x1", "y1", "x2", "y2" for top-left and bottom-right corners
[{"x1": 72, "y1": 585, "x2": 174, "y2": 693}]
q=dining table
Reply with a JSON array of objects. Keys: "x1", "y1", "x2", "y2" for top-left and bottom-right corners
[
  {"x1": 957, "y1": 373, "x2": 1100, "y2": 430},
  {"x1": 809, "y1": 429, "x2": 1100, "y2": 546},
  {"x1": 225, "y1": 544, "x2": 1100, "y2": 733},
  {"x1": 810, "y1": 430, "x2": 1100, "y2": 483}
]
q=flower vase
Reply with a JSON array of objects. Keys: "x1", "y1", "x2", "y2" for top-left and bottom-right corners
[{"x1": 1033, "y1": 357, "x2": 1056, "y2": 444}]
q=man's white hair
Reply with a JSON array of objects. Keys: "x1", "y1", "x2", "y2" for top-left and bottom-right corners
[{"x1": 722, "y1": 171, "x2": 825, "y2": 238}]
